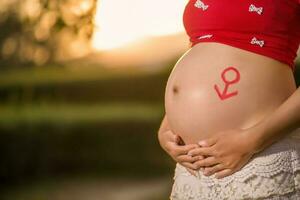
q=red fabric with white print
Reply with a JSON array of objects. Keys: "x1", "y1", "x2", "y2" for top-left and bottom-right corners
[{"x1": 183, "y1": 0, "x2": 300, "y2": 71}]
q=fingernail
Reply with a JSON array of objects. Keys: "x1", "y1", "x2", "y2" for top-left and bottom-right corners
[{"x1": 198, "y1": 141, "x2": 206, "y2": 146}]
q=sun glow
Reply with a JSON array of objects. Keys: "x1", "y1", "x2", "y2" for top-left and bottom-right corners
[{"x1": 92, "y1": 0, "x2": 187, "y2": 50}]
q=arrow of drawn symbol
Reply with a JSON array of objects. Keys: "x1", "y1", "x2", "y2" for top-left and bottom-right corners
[
  {"x1": 214, "y1": 67, "x2": 240, "y2": 100},
  {"x1": 214, "y1": 84, "x2": 238, "y2": 100}
]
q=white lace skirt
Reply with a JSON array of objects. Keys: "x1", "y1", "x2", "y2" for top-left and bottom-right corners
[{"x1": 170, "y1": 128, "x2": 300, "y2": 200}]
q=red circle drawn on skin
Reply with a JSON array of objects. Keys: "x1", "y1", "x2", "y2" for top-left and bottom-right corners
[{"x1": 221, "y1": 66, "x2": 240, "y2": 85}]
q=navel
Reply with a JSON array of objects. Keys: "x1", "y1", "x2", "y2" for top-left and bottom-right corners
[{"x1": 172, "y1": 85, "x2": 179, "y2": 94}]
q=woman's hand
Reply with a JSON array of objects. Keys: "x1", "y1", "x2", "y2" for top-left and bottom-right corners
[
  {"x1": 158, "y1": 129, "x2": 203, "y2": 176},
  {"x1": 187, "y1": 128, "x2": 258, "y2": 179}
]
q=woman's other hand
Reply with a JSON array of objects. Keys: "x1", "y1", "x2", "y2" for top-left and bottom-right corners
[
  {"x1": 158, "y1": 129, "x2": 202, "y2": 176},
  {"x1": 187, "y1": 128, "x2": 258, "y2": 179}
]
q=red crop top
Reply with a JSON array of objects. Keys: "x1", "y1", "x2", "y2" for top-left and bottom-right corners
[{"x1": 183, "y1": 0, "x2": 300, "y2": 71}]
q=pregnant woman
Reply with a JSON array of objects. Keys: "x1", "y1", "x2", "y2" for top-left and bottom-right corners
[{"x1": 158, "y1": 0, "x2": 300, "y2": 199}]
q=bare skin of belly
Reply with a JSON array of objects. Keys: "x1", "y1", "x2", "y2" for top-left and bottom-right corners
[{"x1": 164, "y1": 42, "x2": 297, "y2": 145}]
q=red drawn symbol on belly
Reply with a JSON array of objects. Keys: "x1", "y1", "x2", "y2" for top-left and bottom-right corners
[{"x1": 214, "y1": 66, "x2": 240, "y2": 100}]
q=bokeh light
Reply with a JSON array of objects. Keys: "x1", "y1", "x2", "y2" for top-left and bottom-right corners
[{"x1": 92, "y1": 0, "x2": 187, "y2": 50}]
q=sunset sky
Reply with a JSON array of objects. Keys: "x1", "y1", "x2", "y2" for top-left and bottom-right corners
[{"x1": 92, "y1": 0, "x2": 188, "y2": 50}]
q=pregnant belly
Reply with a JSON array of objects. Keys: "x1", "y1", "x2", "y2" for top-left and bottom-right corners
[{"x1": 164, "y1": 42, "x2": 296, "y2": 145}]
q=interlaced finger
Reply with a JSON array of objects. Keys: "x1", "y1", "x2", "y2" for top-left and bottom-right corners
[
  {"x1": 171, "y1": 143, "x2": 198, "y2": 156},
  {"x1": 194, "y1": 156, "x2": 219, "y2": 168},
  {"x1": 176, "y1": 154, "x2": 199, "y2": 163}
]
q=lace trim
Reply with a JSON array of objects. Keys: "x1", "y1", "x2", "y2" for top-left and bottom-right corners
[{"x1": 170, "y1": 135, "x2": 300, "y2": 200}]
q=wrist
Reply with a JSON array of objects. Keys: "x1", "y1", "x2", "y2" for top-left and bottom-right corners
[
  {"x1": 247, "y1": 115, "x2": 299, "y2": 154},
  {"x1": 243, "y1": 122, "x2": 270, "y2": 154}
]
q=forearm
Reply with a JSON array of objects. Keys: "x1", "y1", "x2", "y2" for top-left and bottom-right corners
[{"x1": 251, "y1": 86, "x2": 300, "y2": 153}]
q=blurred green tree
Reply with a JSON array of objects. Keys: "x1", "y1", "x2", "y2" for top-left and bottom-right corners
[{"x1": 0, "y1": 0, "x2": 97, "y2": 68}]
